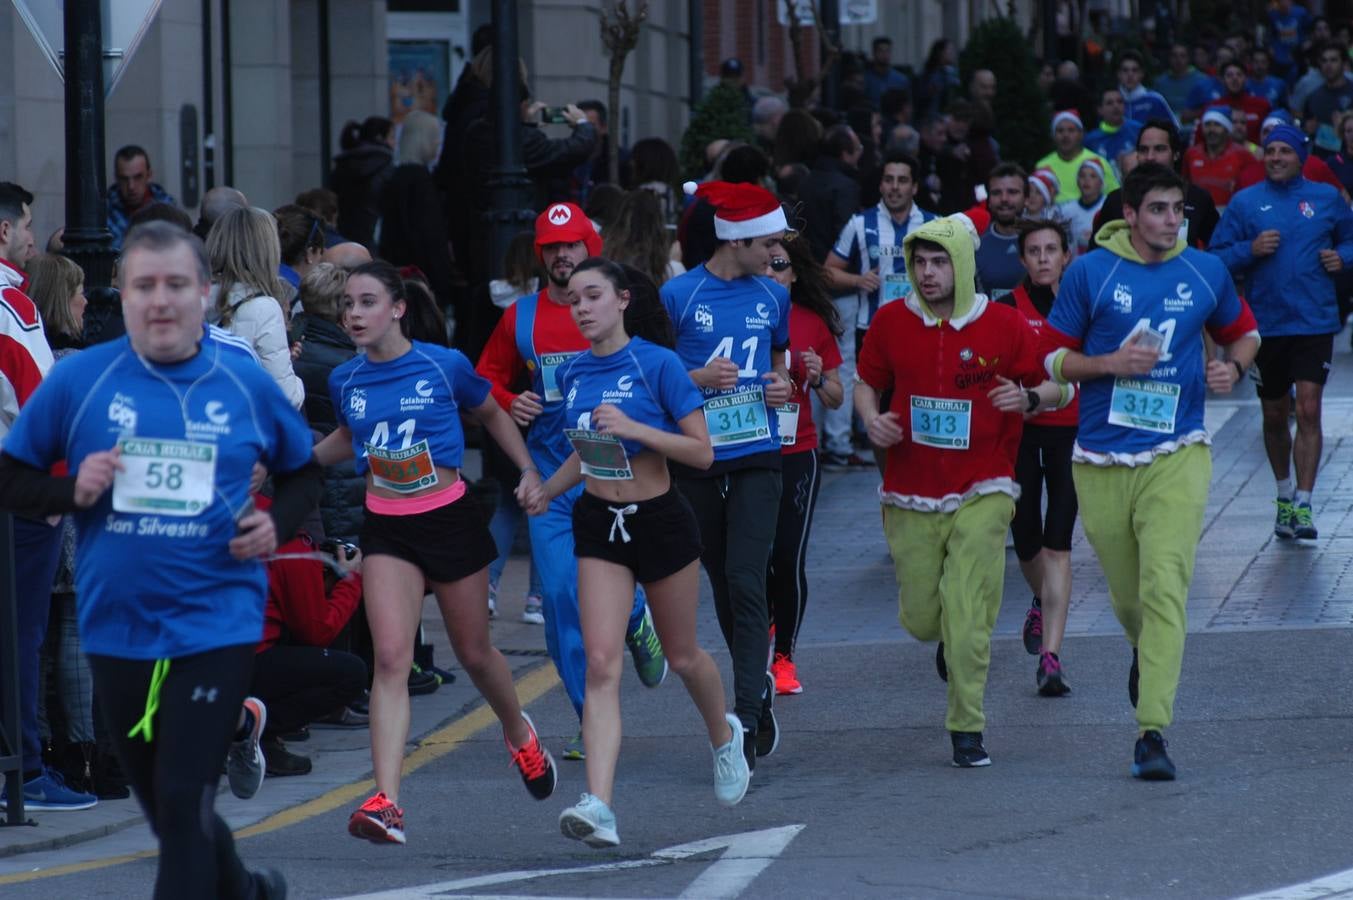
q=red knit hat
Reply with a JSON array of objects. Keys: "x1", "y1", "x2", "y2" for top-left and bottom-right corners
[
  {"x1": 534, "y1": 202, "x2": 602, "y2": 261},
  {"x1": 682, "y1": 180, "x2": 788, "y2": 240}
]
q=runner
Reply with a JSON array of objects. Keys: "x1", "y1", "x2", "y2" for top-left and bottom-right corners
[
  {"x1": 1043, "y1": 162, "x2": 1259, "y2": 780},
  {"x1": 1002, "y1": 218, "x2": 1080, "y2": 696},
  {"x1": 764, "y1": 236, "x2": 844, "y2": 695},
  {"x1": 314, "y1": 261, "x2": 556, "y2": 845},
  {"x1": 476, "y1": 203, "x2": 667, "y2": 761},
  {"x1": 854, "y1": 216, "x2": 1070, "y2": 767},
  {"x1": 0, "y1": 221, "x2": 316, "y2": 897},
  {"x1": 523, "y1": 257, "x2": 749, "y2": 847},
  {"x1": 662, "y1": 180, "x2": 793, "y2": 770},
  {"x1": 1209, "y1": 124, "x2": 1353, "y2": 541}
]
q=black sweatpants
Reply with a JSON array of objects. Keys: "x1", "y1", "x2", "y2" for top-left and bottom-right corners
[
  {"x1": 250, "y1": 645, "x2": 366, "y2": 736},
  {"x1": 88, "y1": 644, "x2": 262, "y2": 900},
  {"x1": 767, "y1": 449, "x2": 822, "y2": 658},
  {"x1": 679, "y1": 466, "x2": 781, "y2": 731}
]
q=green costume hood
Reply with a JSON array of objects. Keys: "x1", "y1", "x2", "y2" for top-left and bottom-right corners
[
  {"x1": 903, "y1": 216, "x2": 978, "y2": 321},
  {"x1": 1093, "y1": 219, "x2": 1186, "y2": 263}
]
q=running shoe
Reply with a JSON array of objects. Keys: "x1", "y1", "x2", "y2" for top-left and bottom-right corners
[
  {"x1": 507, "y1": 712, "x2": 557, "y2": 800},
  {"x1": 226, "y1": 697, "x2": 267, "y2": 799},
  {"x1": 1131, "y1": 730, "x2": 1176, "y2": 781},
  {"x1": 950, "y1": 731, "x2": 991, "y2": 768},
  {"x1": 562, "y1": 731, "x2": 585, "y2": 761},
  {"x1": 408, "y1": 664, "x2": 440, "y2": 696},
  {"x1": 1274, "y1": 498, "x2": 1297, "y2": 539},
  {"x1": 0, "y1": 766, "x2": 97, "y2": 811},
  {"x1": 935, "y1": 641, "x2": 948, "y2": 682},
  {"x1": 712, "y1": 713, "x2": 752, "y2": 806},
  {"x1": 742, "y1": 728, "x2": 757, "y2": 773},
  {"x1": 521, "y1": 595, "x2": 545, "y2": 625},
  {"x1": 262, "y1": 737, "x2": 312, "y2": 777},
  {"x1": 625, "y1": 605, "x2": 668, "y2": 688},
  {"x1": 1021, "y1": 598, "x2": 1043, "y2": 655},
  {"x1": 348, "y1": 791, "x2": 405, "y2": 844},
  {"x1": 755, "y1": 671, "x2": 779, "y2": 757},
  {"x1": 1128, "y1": 648, "x2": 1139, "y2": 708},
  {"x1": 559, "y1": 792, "x2": 620, "y2": 847},
  {"x1": 253, "y1": 867, "x2": 288, "y2": 899},
  {"x1": 771, "y1": 653, "x2": 802, "y2": 695},
  {"x1": 1036, "y1": 651, "x2": 1071, "y2": 697},
  {"x1": 312, "y1": 705, "x2": 369, "y2": 728},
  {"x1": 1293, "y1": 501, "x2": 1318, "y2": 540}
]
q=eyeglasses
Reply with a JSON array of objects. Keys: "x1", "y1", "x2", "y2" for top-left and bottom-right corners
[{"x1": 769, "y1": 258, "x2": 791, "y2": 273}]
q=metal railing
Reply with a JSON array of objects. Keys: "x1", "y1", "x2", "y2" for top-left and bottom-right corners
[{"x1": 1, "y1": 512, "x2": 28, "y2": 825}]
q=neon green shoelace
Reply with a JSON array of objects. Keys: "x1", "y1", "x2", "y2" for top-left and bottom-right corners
[{"x1": 127, "y1": 659, "x2": 171, "y2": 743}]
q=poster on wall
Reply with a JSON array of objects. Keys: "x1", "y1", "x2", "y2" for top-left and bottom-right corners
[{"x1": 388, "y1": 40, "x2": 450, "y2": 124}]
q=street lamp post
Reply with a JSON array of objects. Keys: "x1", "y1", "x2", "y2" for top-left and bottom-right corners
[
  {"x1": 62, "y1": 0, "x2": 116, "y2": 290},
  {"x1": 486, "y1": 0, "x2": 535, "y2": 279}
]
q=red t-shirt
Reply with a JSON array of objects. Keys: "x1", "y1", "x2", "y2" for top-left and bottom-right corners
[
  {"x1": 475, "y1": 290, "x2": 588, "y2": 409},
  {"x1": 781, "y1": 304, "x2": 844, "y2": 454},
  {"x1": 1194, "y1": 95, "x2": 1272, "y2": 145},
  {"x1": 856, "y1": 297, "x2": 1042, "y2": 504},
  {"x1": 259, "y1": 531, "x2": 363, "y2": 653},
  {"x1": 1184, "y1": 143, "x2": 1256, "y2": 208}
]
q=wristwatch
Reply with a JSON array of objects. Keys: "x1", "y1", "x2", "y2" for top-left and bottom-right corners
[
  {"x1": 812, "y1": 374, "x2": 826, "y2": 389},
  {"x1": 1230, "y1": 359, "x2": 1245, "y2": 381},
  {"x1": 1025, "y1": 389, "x2": 1040, "y2": 413}
]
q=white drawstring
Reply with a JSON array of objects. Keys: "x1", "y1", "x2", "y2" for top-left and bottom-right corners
[{"x1": 607, "y1": 504, "x2": 638, "y2": 543}]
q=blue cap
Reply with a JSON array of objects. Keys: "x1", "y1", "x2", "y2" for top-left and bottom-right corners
[{"x1": 1263, "y1": 124, "x2": 1309, "y2": 162}]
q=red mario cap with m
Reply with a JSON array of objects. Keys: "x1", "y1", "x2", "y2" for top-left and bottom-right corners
[
  {"x1": 534, "y1": 202, "x2": 602, "y2": 261},
  {"x1": 683, "y1": 180, "x2": 789, "y2": 240}
]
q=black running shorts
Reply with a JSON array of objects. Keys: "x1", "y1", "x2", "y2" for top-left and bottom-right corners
[{"x1": 572, "y1": 486, "x2": 702, "y2": 584}]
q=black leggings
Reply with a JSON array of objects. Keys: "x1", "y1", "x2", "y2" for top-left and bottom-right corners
[
  {"x1": 766, "y1": 449, "x2": 822, "y2": 658},
  {"x1": 250, "y1": 645, "x2": 367, "y2": 736},
  {"x1": 88, "y1": 644, "x2": 261, "y2": 900},
  {"x1": 679, "y1": 466, "x2": 781, "y2": 731},
  {"x1": 1012, "y1": 424, "x2": 1079, "y2": 562}
]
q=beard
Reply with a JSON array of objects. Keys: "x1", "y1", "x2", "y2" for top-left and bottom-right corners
[{"x1": 548, "y1": 263, "x2": 574, "y2": 287}]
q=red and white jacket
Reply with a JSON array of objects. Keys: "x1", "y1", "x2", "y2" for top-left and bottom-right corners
[{"x1": 0, "y1": 258, "x2": 53, "y2": 450}]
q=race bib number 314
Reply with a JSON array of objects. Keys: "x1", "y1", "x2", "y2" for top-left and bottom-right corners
[
  {"x1": 112, "y1": 438, "x2": 217, "y2": 516},
  {"x1": 703, "y1": 387, "x2": 770, "y2": 447}
]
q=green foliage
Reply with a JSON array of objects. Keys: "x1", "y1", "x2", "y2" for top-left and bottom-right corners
[
  {"x1": 958, "y1": 17, "x2": 1051, "y2": 170},
  {"x1": 679, "y1": 82, "x2": 757, "y2": 180}
]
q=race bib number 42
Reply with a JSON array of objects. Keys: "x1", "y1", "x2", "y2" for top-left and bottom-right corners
[
  {"x1": 113, "y1": 438, "x2": 217, "y2": 516},
  {"x1": 703, "y1": 386, "x2": 770, "y2": 447},
  {"x1": 909, "y1": 396, "x2": 972, "y2": 450},
  {"x1": 1108, "y1": 378, "x2": 1180, "y2": 434},
  {"x1": 365, "y1": 439, "x2": 440, "y2": 493}
]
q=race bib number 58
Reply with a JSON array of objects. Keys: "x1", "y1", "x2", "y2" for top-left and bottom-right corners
[{"x1": 113, "y1": 438, "x2": 217, "y2": 516}]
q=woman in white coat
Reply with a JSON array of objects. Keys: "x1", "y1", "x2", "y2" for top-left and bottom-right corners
[{"x1": 206, "y1": 206, "x2": 305, "y2": 408}]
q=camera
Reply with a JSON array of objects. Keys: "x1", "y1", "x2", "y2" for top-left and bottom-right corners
[
  {"x1": 319, "y1": 538, "x2": 357, "y2": 562},
  {"x1": 540, "y1": 106, "x2": 572, "y2": 125}
]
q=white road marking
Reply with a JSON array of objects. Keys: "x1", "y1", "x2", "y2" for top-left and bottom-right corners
[
  {"x1": 332, "y1": 824, "x2": 804, "y2": 900},
  {"x1": 1233, "y1": 867, "x2": 1353, "y2": 900}
]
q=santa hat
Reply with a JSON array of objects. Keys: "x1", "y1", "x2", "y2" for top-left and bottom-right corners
[
  {"x1": 1051, "y1": 109, "x2": 1083, "y2": 135},
  {"x1": 1029, "y1": 168, "x2": 1060, "y2": 204},
  {"x1": 534, "y1": 202, "x2": 602, "y2": 261},
  {"x1": 683, "y1": 180, "x2": 788, "y2": 240},
  {"x1": 1078, "y1": 157, "x2": 1107, "y2": 183},
  {"x1": 1261, "y1": 109, "x2": 1294, "y2": 136},
  {"x1": 1201, "y1": 106, "x2": 1233, "y2": 130}
]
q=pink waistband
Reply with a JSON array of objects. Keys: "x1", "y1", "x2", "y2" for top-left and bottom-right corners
[{"x1": 365, "y1": 478, "x2": 466, "y2": 516}]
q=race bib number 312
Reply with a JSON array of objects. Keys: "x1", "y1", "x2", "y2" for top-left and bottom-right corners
[
  {"x1": 1108, "y1": 378, "x2": 1180, "y2": 434},
  {"x1": 112, "y1": 438, "x2": 217, "y2": 516}
]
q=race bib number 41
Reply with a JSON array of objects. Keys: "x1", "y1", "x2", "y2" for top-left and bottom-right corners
[
  {"x1": 909, "y1": 396, "x2": 972, "y2": 450},
  {"x1": 1108, "y1": 378, "x2": 1180, "y2": 434},
  {"x1": 703, "y1": 386, "x2": 770, "y2": 447},
  {"x1": 113, "y1": 438, "x2": 217, "y2": 516}
]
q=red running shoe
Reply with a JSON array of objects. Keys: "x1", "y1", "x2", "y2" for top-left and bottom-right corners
[
  {"x1": 771, "y1": 653, "x2": 802, "y2": 695},
  {"x1": 348, "y1": 791, "x2": 405, "y2": 844},
  {"x1": 507, "y1": 712, "x2": 557, "y2": 800}
]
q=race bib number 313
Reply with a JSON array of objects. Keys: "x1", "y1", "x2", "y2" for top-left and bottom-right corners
[
  {"x1": 112, "y1": 438, "x2": 217, "y2": 516},
  {"x1": 909, "y1": 396, "x2": 972, "y2": 450}
]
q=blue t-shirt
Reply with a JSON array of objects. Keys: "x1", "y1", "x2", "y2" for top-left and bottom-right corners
[
  {"x1": 1050, "y1": 247, "x2": 1246, "y2": 456},
  {"x1": 2, "y1": 337, "x2": 315, "y2": 659},
  {"x1": 1248, "y1": 75, "x2": 1289, "y2": 109},
  {"x1": 329, "y1": 340, "x2": 491, "y2": 474},
  {"x1": 1084, "y1": 120, "x2": 1143, "y2": 177},
  {"x1": 558, "y1": 337, "x2": 703, "y2": 457},
  {"x1": 1154, "y1": 70, "x2": 1211, "y2": 114},
  {"x1": 1269, "y1": 5, "x2": 1311, "y2": 69},
  {"x1": 1185, "y1": 78, "x2": 1225, "y2": 112},
  {"x1": 973, "y1": 227, "x2": 1026, "y2": 298},
  {"x1": 660, "y1": 265, "x2": 791, "y2": 461}
]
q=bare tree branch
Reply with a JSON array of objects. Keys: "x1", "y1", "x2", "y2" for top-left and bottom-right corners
[
  {"x1": 784, "y1": 0, "x2": 840, "y2": 109},
  {"x1": 599, "y1": 0, "x2": 650, "y2": 185}
]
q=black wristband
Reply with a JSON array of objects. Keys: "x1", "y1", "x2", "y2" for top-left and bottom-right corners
[
  {"x1": 1230, "y1": 359, "x2": 1245, "y2": 381},
  {"x1": 1025, "y1": 389, "x2": 1040, "y2": 413}
]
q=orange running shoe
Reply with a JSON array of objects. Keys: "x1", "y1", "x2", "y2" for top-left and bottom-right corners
[
  {"x1": 348, "y1": 791, "x2": 405, "y2": 844},
  {"x1": 772, "y1": 653, "x2": 802, "y2": 695},
  {"x1": 507, "y1": 712, "x2": 557, "y2": 800}
]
